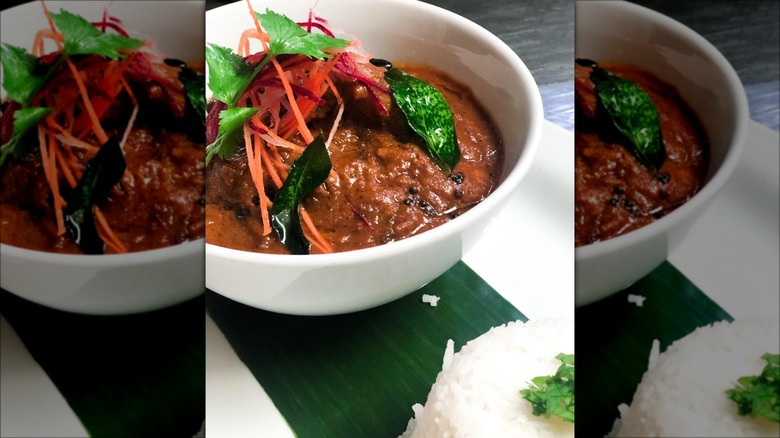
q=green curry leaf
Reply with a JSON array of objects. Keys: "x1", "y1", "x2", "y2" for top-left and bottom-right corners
[
  {"x1": 179, "y1": 63, "x2": 207, "y2": 127},
  {"x1": 270, "y1": 134, "x2": 332, "y2": 255},
  {"x1": 63, "y1": 137, "x2": 126, "y2": 255},
  {"x1": 590, "y1": 67, "x2": 665, "y2": 172},
  {"x1": 384, "y1": 67, "x2": 459, "y2": 172}
]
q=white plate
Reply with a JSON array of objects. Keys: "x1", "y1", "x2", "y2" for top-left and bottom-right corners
[
  {"x1": 205, "y1": 119, "x2": 575, "y2": 437},
  {"x1": 669, "y1": 121, "x2": 779, "y2": 320}
]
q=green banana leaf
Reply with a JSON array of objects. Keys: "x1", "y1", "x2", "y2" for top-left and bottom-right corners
[
  {"x1": 206, "y1": 260, "x2": 527, "y2": 437},
  {"x1": 575, "y1": 261, "x2": 733, "y2": 437},
  {"x1": 1, "y1": 289, "x2": 205, "y2": 437}
]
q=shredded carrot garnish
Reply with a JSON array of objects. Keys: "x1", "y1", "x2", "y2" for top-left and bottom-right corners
[
  {"x1": 300, "y1": 208, "x2": 333, "y2": 254},
  {"x1": 65, "y1": 58, "x2": 109, "y2": 144},
  {"x1": 221, "y1": 3, "x2": 368, "y2": 254},
  {"x1": 12, "y1": 1, "x2": 152, "y2": 253},
  {"x1": 94, "y1": 208, "x2": 128, "y2": 253}
]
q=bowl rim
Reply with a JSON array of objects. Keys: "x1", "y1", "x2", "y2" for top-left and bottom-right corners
[
  {"x1": 205, "y1": 0, "x2": 544, "y2": 268},
  {"x1": 574, "y1": 0, "x2": 749, "y2": 258}
]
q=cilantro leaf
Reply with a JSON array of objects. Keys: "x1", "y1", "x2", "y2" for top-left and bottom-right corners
[
  {"x1": 257, "y1": 9, "x2": 349, "y2": 60},
  {"x1": 726, "y1": 353, "x2": 780, "y2": 423},
  {"x1": 0, "y1": 44, "x2": 48, "y2": 106},
  {"x1": 51, "y1": 9, "x2": 142, "y2": 59},
  {"x1": 206, "y1": 43, "x2": 254, "y2": 106},
  {"x1": 0, "y1": 107, "x2": 52, "y2": 167},
  {"x1": 205, "y1": 9, "x2": 350, "y2": 163},
  {"x1": 520, "y1": 353, "x2": 574, "y2": 423},
  {"x1": 205, "y1": 106, "x2": 258, "y2": 165}
]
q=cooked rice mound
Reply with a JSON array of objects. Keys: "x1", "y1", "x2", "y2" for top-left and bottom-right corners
[
  {"x1": 399, "y1": 318, "x2": 574, "y2": 438},
  {"x1": 610, "y1": 318, "x2": 780, "y2": 437}
]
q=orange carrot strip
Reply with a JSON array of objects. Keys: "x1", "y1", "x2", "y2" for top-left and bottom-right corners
[
  {"x1": 251, "y1": 132, "x2": 272, "y2": 235},
  {"x1": 248, "y1": 117, "x2": 289, "y2": 187},
  {"x1": 32, "y1": 29, "x2": 59, "y2": 56},
  {"x1": 46, "y1": 117, "x2": 100, "y2": 154},
  {"x1": 271, "y1": 58, "x2": 314, "y2": 144},
  {"x1": 244, "y1": 0, "x2": 265, "y2": 45},
  {"x1": 38, "y1": 126, "x2": 65, "y2": 235},
  {"x1": 300, "y1": 207, "x2": 333, "y2": 253},
  {"x1": 38, "y1": 0, "x2": 64, "y2": 52},
  {"x1": 65, "y1": 57, "x2": 109, "y2": 144},
  {"x1": 53, "y1": 144, "x2": 78, "y2": 188},
  {"x1": 94, "y1": 208, "x2": 128, "y2": 253},
  {"x1": 242, "y1": 124, "x2": 272, "y2": 235}
]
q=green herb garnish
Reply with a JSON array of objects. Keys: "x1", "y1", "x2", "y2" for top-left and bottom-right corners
[
  {"x1": 726, "y1": 353, "x2": 780, "y2": 423},
  {"x1": 204, "y1": 9, "x2": 348, "y2": 164},
  {"x1": 1, "y1": 9, "x2": 142, "y2": 166},
  {"x1": 270, "y1": 134, "x2": 332, "y2": 255},
  {"x1": 590, "y1": 66, "x2": 665, "y2": 172},
  {"x1": 384, "y1": 67, "x2": 460, "y2": 172},
  {"x1": 520, "y1": 353, "x2": 574, "y2": 423},
  {"x1": 63, "y1": 137, "x2": 127, "y2": 255},
  {"x1": 51, "y1": 9, "x2": 142, "y2": 59},
  {"x1": 259, "y1": 9, "x2": 349, "y2": 63},
  {"x1": 205, "y1": 43, "x2": 254, "y2": 107},
  {"x1": 0, "y1": 107, "x2": 52, "y2": 167},
  {"x1": 205, "y1": 106, "x2": 258, "y2": 165},
  {"x1": 0, "y1": 44, "x2": 48, "y2": 106}
]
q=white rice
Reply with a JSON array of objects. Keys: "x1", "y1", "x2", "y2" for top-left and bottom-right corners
[
  {"x1": 421, "y1": 294, "x2": 441, "y2": 307},
  {"x1": 399, "y1": 318, "x2": 575, "y2": 438},
  {"x1": 609, "y1": 318, "x2": 780, "y2": 437},
  {"x1": 626, "y1": 294, "x2": 646, "y2": 307}
]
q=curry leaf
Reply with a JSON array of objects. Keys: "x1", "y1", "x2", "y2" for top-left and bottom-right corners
[
  {"x1": 590, "y1": 67, "x2": 665, "y2": 172},
  {"x1": 64, "y1": 137, "x2": 126, "y2": 255},
  {"x1": 270, "y1": 134, "x2": 332, "y2": 255},
  {"x1": 0, "y1": 44, "x2": 48, "y2": 106},
  {"x1": 205, "y1": 106, "x2": 258, "y2": 166},
  {"x1": 0, "y1": 107, "x2": 52, "y2": 167},
  {"x1": 384, "y1": 67, "x2": 459, "y2": 172},
  {"x1": 257, "y1": 9, "x2": 349, "y2": 60},
  {"x1": 180, "y1": 64, "x2": 207, "y2": 127},
  {"x1": 51, "y1": 9, "x2": 142, "y2": 59},
  {"x1": 520, "y1": 353, "x2": 575, "y2": 423}
]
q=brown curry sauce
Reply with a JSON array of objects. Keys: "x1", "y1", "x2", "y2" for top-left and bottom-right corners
[
  {"x1": 575, "y1": 61, "x2": 708, "y2": 246},
  {"x1": 206, "y1": 62, "x2": 503, "y2": 254},
  {"x1": 0, "y1": 65, "x2": 205, "y2": 254}
]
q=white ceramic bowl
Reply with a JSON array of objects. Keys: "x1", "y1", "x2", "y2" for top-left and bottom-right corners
[
  {"x1": 574, "y1": 1, "x2": 749, "y2": 306},
  {"x1": 0, "y1": 1, "x2": 205, "y2": 315},
  {"x1": 205, "y1": 0, "x2": 543, "y2": 315}
]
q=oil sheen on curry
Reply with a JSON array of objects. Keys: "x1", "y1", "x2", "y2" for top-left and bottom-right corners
[
  {"x1": 574, "y1": 60, "x2": 708, "y2": 247},
  {"x1": 206, "y1": 61, "x2": 503, "y2": 255}
]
